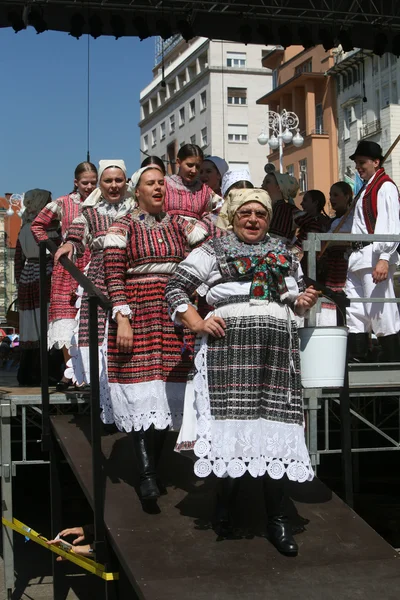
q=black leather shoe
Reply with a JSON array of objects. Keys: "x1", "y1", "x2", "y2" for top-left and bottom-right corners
[
  {"x1": 131, "y1": 427, "x2": 160, "y2": 501},
  {"x1": 267, "y1": 516, "x2": 298, "y2": 556},
  {"x1": 140, "y1": 476, "x2": 160, "y2": 501},
  {"x1": 55, "y1": 379, "x2": 72, "y2": 392}
]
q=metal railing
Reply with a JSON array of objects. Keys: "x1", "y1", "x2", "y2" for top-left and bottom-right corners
[
  {"x1": 303, "y1": 232, "x2": 400, "y2": 507},
  {"x1": 360, "y1": 119, "x2": 381, "y2": 139},
  {"x1": 38, "y1": 239, "x2": 113, "y2": 590}
]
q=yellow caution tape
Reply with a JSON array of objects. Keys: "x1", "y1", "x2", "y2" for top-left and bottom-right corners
[{"x1": 2, "y1": 517, "x2": 119, "y2": 581}]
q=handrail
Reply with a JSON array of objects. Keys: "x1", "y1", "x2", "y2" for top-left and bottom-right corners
[
  {"x1": 43, "y1": 238, "x2": 111, "y2": 312},
  {"x1": 38, "y1": 238, "x2": 111, "y2": 575},
  {"x1": 303, "y1": 231, "x2": 400, "y2": 509}
]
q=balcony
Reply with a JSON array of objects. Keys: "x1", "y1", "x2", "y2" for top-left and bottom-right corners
[{"x1": 360, "y1": 120, "x2": 381, "y2": 139}]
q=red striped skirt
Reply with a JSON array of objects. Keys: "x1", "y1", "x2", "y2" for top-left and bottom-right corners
[{"x1": 107, "y1": 274, "x2": 194, "y2": 385}]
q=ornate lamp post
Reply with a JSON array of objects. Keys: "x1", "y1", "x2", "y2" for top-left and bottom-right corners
[
  {"x1": 5, "y1": 193, "x2": 24, "y2": 217},
  {"x1": 257, "y1": 109, "x2": 304, "y2": 173}
]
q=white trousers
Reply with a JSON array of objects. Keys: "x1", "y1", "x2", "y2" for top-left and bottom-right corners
[{"x1": 345, "y1": 265, "x2": 400, "y2": 337}]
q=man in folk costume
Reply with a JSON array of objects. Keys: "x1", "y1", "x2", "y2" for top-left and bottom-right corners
[{"x1": 345, "y1": 140, "x2": 400, "y2": 362}]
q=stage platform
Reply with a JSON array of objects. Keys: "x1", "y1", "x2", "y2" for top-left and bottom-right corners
[{"x1": 51, "y1": 414, "x2": 400, "y2": 600}]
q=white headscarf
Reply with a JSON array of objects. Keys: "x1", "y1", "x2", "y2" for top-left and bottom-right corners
[
  {"x1": 221, "y1": 169, "x2": 252, "y2": 197},
  {"x1": 83, "y1": 159, "x2": 127, "y2": 207},
  {"x1": 127, "y1": 165, "x2": 165, "y2": 196}
]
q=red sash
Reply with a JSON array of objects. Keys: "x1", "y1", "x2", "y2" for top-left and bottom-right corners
[{"x1": 362, "y1": 168, "x2": 398, "y2": 233}]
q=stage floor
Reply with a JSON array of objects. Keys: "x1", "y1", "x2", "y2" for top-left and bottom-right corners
[{"x1": 51, "y1": 415, "x2": 400, "y2": 600}]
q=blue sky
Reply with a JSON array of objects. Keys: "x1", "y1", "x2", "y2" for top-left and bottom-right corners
[{"x1": 0, "y1": 27, "x2": 155, "y2": 198}]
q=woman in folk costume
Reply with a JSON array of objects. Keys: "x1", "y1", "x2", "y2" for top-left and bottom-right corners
[
  {"x1": 54, "y1": 160, "x2": 131, "y2": 418},
  {"x1": 317, "y1": 182, "x2": 353, "y2": 326},
  {"x1": 165, "y1": 188, "x2": 319, "y2": 555},
  {"x1": 165, "y1": 144, "x2": 221, "y2": 222},
  {"x1": 15, "y1": 189, "x2": 59, "y2": 386},
  {"x1": 31, "y1": 162, "x2": 98, "y2": 391},
  {"x1": 103, "y1": 166, "x2": 207, "y2": 503}
]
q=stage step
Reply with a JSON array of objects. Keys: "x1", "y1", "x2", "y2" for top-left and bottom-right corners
[{"x1": 51, "y1": 415, "x2": 400, "y2": 600}]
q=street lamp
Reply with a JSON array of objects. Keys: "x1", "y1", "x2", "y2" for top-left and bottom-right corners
[
  {"x1": 5, "y1": 194, "x2": 24, "y2": 218},
  {"x1": 257, "y1": 109, "x2": 304, "y2": 173}
]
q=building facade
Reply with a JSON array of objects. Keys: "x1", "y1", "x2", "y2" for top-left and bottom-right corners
[
  {"x1": 0, "y1": 195, "x2": 20, "y2": 320},
  {"x1": 328, "y1": 48, "x2": 400, "y2": 187},
  {"x1": 257, "y1": 45, "x2": 339, "y2": 207},
  {"x1": 139, "y1": 37, "x2": 273, "y2": 186}
]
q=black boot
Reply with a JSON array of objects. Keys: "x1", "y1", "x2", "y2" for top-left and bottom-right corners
[
  {"x1": 154, "y1": 427, "x2": 168, "y2": 495},
  {"x1": 347, "y1": 332, "x2": 369, "y2": 363},
  {"x1": 131, "y1": 426, "x2": 160, "y2": 501},
  {"x1": 378, "y1": 334, "x2": 400, "y2": 363},
  {"x1": 264, "y1": 475, "x2": 298, "y2": 556},
  {"x1": 214, "y1": 477, "x2": 240, "y2": 535}
]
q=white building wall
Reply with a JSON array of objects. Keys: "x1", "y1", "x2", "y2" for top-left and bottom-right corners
[
  {"x1": 139, "y1": 37, "x2": 272, "y2": 184},
  {"x1": 335, "y1": 49, "x2": 400, "y2": 186}
]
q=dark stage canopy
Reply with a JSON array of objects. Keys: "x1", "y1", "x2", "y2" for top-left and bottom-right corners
[{"x1": 1, "y1": 1, "x2": 400, "y2": 55}]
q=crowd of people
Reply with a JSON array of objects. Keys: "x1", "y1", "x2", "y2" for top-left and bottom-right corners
[{"x1": 13, "y1": 138, "x2": 400, "y2": 557}]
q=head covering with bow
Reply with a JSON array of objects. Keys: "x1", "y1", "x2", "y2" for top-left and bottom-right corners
[
  {"x1": 205, "y1": 156, "x2": 229, "y2": 179},
  {"x1": 270, "y1": 172, "x2": 299, "y2": 202},
  {"x1": 217, "y1": 188, "x2": 273, "y2": 230}
]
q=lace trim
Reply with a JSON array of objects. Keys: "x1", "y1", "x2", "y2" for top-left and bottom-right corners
[
  {"x1": 108, "y1": 380, "x2": 184, "y2": 432},
  {"x1": 112, "y1": 304, "x2": 132, "y2": 321},
  {"x1": 48, "y1": 318, "x2": 76, "y2": 350},
  {"x1": 191, "y1": 339, "x2": 314, "y2": 482}
]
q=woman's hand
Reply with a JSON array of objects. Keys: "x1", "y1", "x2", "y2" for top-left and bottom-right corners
[
  {"x1": 295, "y1": 286, "x2": 320, "y2": 316},
  {"x1": 56, "y1": 526, "x2": 85, "y2": 545},
  {"x1": 192, "y1": 315, "x2": 226, "y2": 338},
  {"x1": 116, "y1": 315, "x2": 133, "y2": 352},
  {"x1": 54, "y1": 242, "x2": 74, "y2": 264}
]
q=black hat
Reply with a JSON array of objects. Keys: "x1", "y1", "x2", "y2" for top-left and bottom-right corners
[{"x1": 349, "y1": 141, "x2": 384, "y2": 161}]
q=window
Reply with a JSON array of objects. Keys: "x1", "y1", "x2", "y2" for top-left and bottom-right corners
[
  {"x1": 190, "y1": 134, "x2": 196, "y2": 144},
  {"x1": 200, "y1": 91, "x2": 207, "y2": 111},
  {"x1": 151, "y1": 128, "x2": 156, "y2": 146},
  {"x1": 179, "y1": 107, "x2": 185, "y2": 127},
  {"x1": 201, "y1": 127, "x2": 207, "y2": 148},
  {"x1": 189, "y1": 99, "x2": 196, "y2": 119},
  {"x1": 227, "y1": 87, "x2": 247, "y2": 105},
  {"x1": 392, "y1": 80, "x2": 398, "y2": 104},
  {"x1": 227, "y1": 52, "x2": 246, "y2": 68},
  {"x1": 344, "y1": 107, "x2": 351, "y2": 140},
  {"x1": 380, "y1": 53, "x2": 389, "y2": 70},
  {"x1": 228, "y1": 123, "x2": 248, "y2": 143},
  {"x1": 161, "y1": 154, "x2": 166, "y2": 162},
  {"x1": 160, "y1": 121, "x2": 166, "y2": 140},
  {"x1": 372, "y1": 55, "x2": 379, "y2": 75},
  {"x1": 169, "y1": 114, "x2": 175, "y2": 134},
  {"x1": 299, "y1": 159, "x2": 308, "y2": 193},
  {"x1": 315, "y1": 103, "x2": 323, "y2": 134},
  {"x1": 347, "y1": 69, "x2": 353, "y2": 87},
  {"x1": 180, "y1": 141, "x2": 186, "y2": 148},
  {"x1": 295, "y1": 60, "x2": 312, "y2": 75},
  {"x1": 143, "y1": 135, "x2": 148, "y2": 152},
  {"x1": 342, "y1": 72, "x2": 348, "y2": 90},
  {"x1": 382, "y1": 84, "x2": 390, "y2": 107},
  {"x1": 272, "y1": 69, "x2": 278, "y2": 89},
  {"x1": 286, "y1": 164, "x2": 294, "y2": 177}
]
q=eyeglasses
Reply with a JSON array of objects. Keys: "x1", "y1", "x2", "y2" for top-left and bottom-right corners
[{"x1": 236, "y1": 209, "x2": 269, "y2": 220}]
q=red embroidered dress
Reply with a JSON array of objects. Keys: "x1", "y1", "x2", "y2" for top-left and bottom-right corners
[
  {"x1": 103, "y1": 209, "x2": 206, "y2": 433},
  {"x1": 63, "y1": 199, "x2": 129, "y2": 422},
  {"x1": 31, "y1": 192, "x2": 89, "y2": 349},
  {"x1": 165, "y1": 175, "x2": 215, "y2": 219}
]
